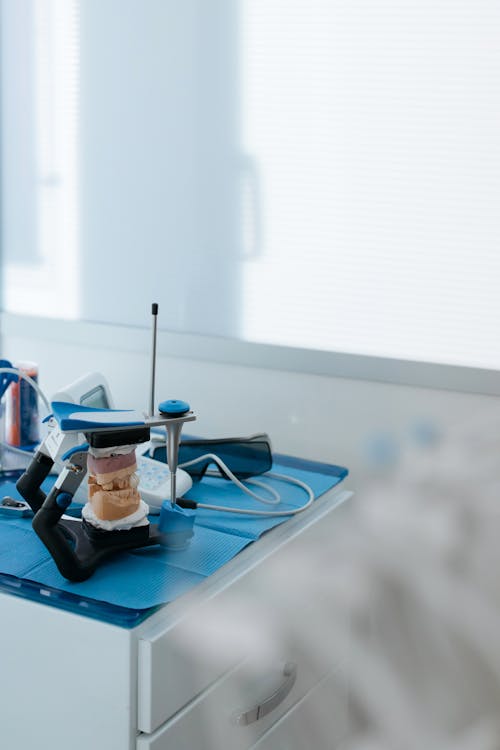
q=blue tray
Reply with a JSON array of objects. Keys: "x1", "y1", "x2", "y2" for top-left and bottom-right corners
[{"x1": 0, "y1": 456, "x2": 347, "y2": 627}]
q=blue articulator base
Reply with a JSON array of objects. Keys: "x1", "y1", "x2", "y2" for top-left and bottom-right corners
[{"x1": 157, "y1": 502, "x2": 195, "y2": 550}]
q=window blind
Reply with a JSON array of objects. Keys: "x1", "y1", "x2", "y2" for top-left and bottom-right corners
[
  {"x1": 241, "y1": 0, "x2": 500, "y2": 368},
  {"x1": 2, "y1": 0, "x2": 499, "y2": 368}
]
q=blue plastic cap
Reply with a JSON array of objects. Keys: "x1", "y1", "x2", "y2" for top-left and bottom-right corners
[
  {"x1": 158, "y1": 501, "x2": 195, "y2": 532},
  {"x1": 56, "y1": 492, "x2": 73, "y2": 510},
  {"x1": 157, "y1": 502, "x2": 195, "y2": 550},
  {"x1": 158, "y1": 399, "x2": 190, "y2": 416}
]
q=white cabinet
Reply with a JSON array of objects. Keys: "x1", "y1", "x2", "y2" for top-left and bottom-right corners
[
  {"x1": 0, "y1": 488, "x2": 351, "y2": 750},
  {"x1": 0, "y1": 595, "x2": 136, "y2": 750},
  {"x1": 137, "y1": 656, "x2": 319, "y2": 750}
]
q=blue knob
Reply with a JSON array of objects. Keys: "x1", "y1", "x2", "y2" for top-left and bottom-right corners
[{"x1": 158, "y1": 399, "x2": 190, "y2": 416}]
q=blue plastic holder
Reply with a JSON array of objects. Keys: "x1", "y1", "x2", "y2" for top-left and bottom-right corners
[
  {"x1": 158, "y1": 502, "x2": 195, "y2": 550},
  {"x1": 50, "y1": 401, "x2": 145, "y2": 431},
  {"x1": 0, "y1": 359, "x2": 17, "y2": 400}
]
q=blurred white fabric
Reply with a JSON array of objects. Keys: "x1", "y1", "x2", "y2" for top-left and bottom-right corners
[{"x1": 170, "y1": 407, "x2": 500, "y2": 748}]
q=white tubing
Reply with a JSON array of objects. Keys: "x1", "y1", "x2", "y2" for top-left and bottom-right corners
[{"x1": 179, "y1": 452, "x2": 315, "y2": 517}]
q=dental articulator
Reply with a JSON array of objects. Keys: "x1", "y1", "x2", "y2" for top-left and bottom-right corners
[
  {"x1": 15, "y1": 305, "x2": 197, "y2": 582},
  {"x1": 13, "y1": 305, "x2": 315, "y2": 582}
]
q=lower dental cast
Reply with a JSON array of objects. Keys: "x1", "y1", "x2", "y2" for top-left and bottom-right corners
[{"x1": 82, "y1": 444, "x2": 149, "y2": 531}]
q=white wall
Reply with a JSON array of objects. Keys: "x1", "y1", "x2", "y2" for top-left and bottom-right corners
[{"x1": 3, "y1": 318, "x2": 499, "y2": 488}]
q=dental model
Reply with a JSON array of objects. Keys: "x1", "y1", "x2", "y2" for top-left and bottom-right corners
[{"x1": 82, "y1": 444, "x2": 149, "y2": 530}]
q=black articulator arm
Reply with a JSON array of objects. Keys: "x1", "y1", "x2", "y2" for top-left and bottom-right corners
[
  {"x1": 15, "y1": 426, "x2": 184, "y2": 583},
  {"x1": 17, "y1": 450, "x2": 55, "y2": 513}
]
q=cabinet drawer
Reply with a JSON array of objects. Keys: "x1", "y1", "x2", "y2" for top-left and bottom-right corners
[
  {"x1": 250, "y1": 669, "x2": 350, "y2": 750},
  {"x1": 137, "y1": 489, "x2": 351, "y2": 734},
  {"x1": 137, "y1": 645, "x2": 330, "y2": 750}
]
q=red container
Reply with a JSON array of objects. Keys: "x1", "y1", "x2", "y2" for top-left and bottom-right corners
[{"x1": 6, "y1": 361, "x2": 39, "y2": 448}]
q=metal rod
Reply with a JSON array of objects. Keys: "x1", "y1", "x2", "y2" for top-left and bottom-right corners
[
  {"x1": 170, "y1": 470, "x2": 176, "y2": 510},
  {"x1": 166, "y1": 422, "x2": 182, "y2": 508},
  {"x1": 149, "y1": 303, "x2": 158, "y2": 417}
]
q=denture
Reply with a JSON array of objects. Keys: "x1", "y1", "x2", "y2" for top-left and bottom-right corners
[{"x1": 87, "y1": 447, "x2": 142, "y2": 521}]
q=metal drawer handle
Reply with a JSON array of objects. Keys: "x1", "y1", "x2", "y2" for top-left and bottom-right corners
[{"x1": 233, "y1": 662, "x2": 298, "y2": 726}]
